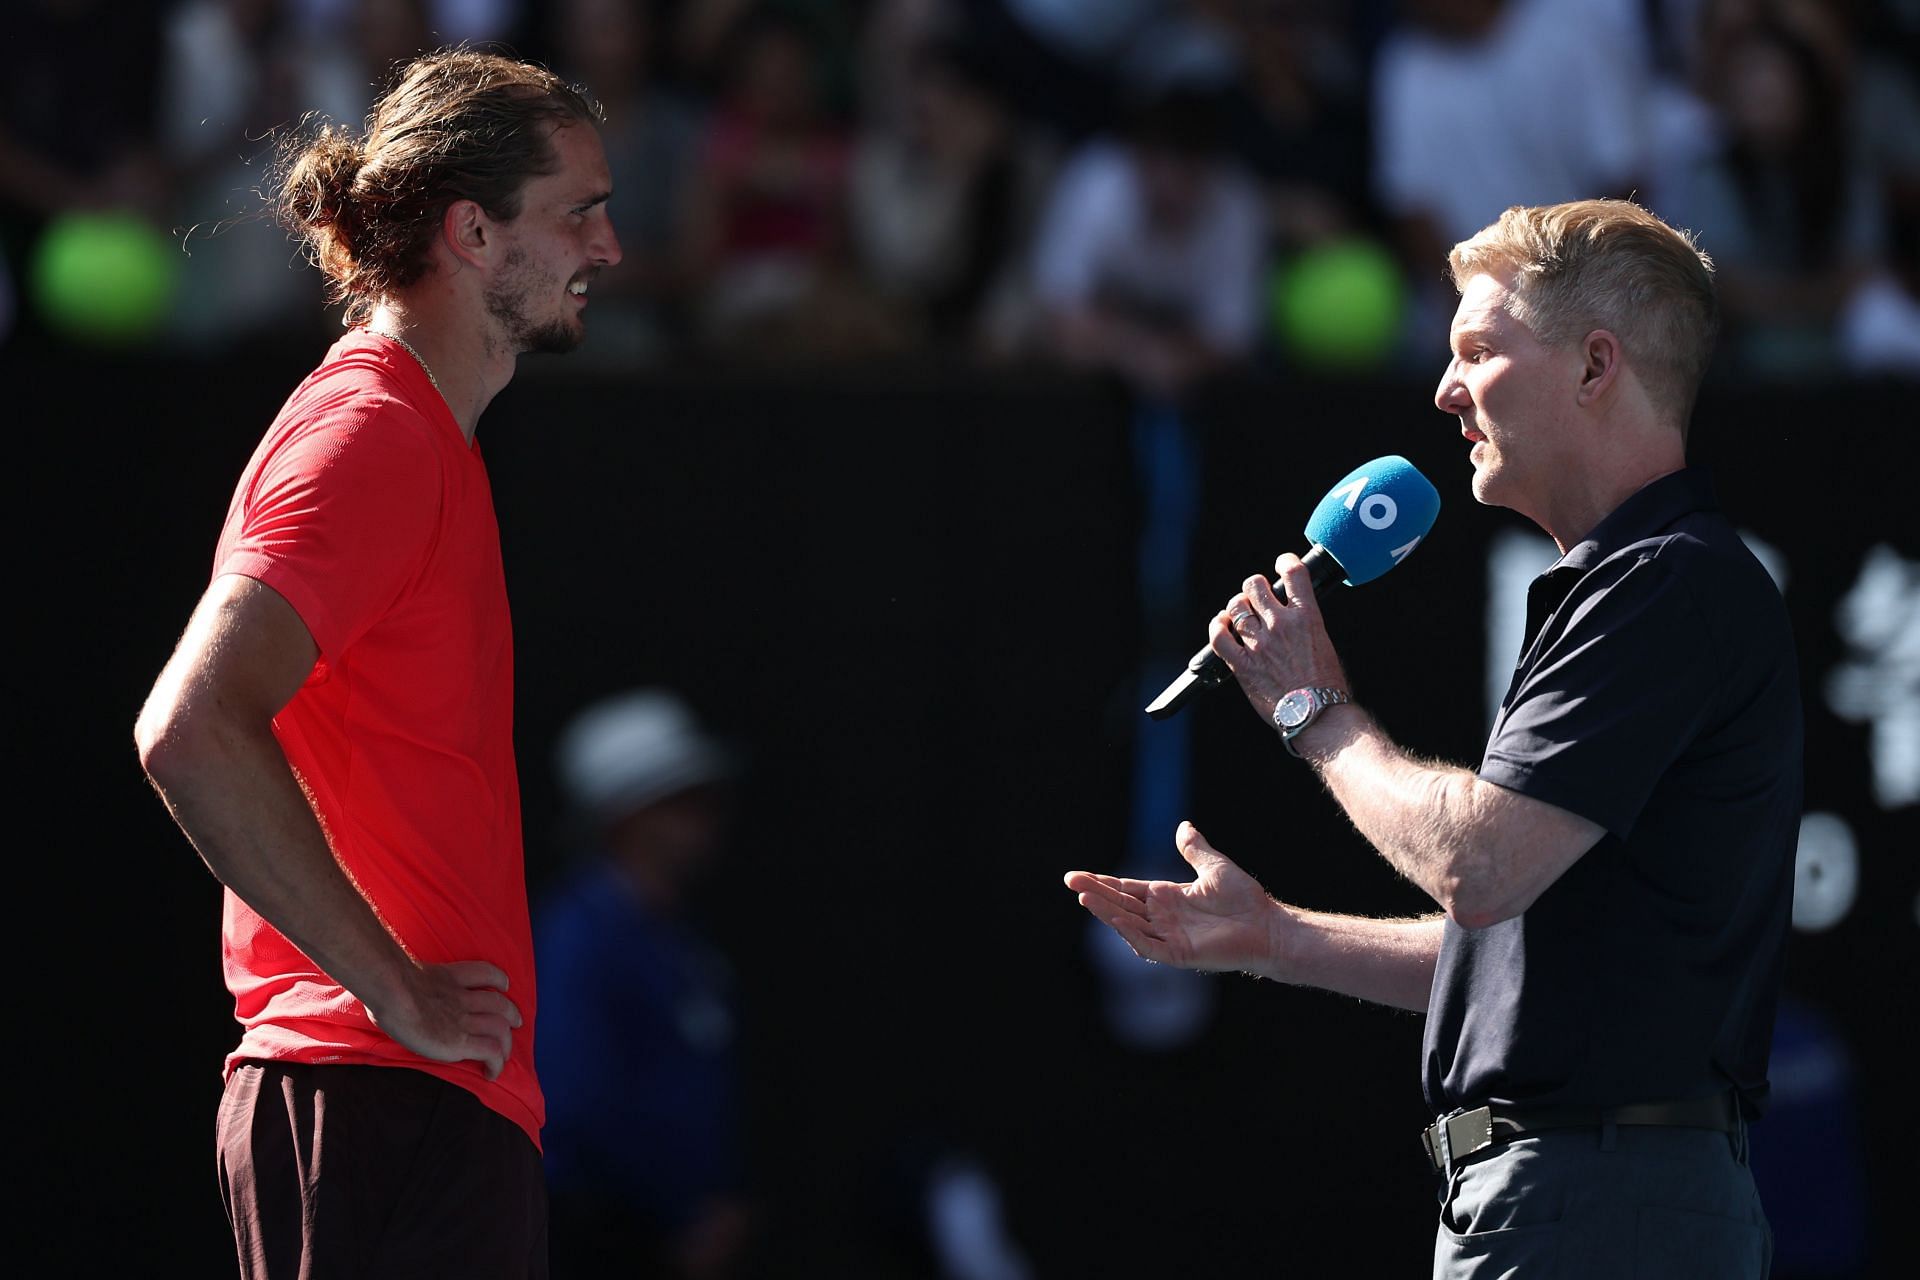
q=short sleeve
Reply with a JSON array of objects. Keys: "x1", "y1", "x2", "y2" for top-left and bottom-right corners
[
  {"x1": 216, "y1": 405, "x2": 443, "y2": 661},
  {"x1": 1479, "y1": 554, "x2": 1717, "y2": 839}
]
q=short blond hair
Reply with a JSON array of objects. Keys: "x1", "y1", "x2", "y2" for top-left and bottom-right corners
[{"x1": 1449, "y1": 200, "x2": 1718, "y2": 432}]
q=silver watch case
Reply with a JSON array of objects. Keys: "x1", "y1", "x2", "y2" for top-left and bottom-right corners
[{"x1": 1273, "y1": 686, "x2": 1348, "y2": 756}]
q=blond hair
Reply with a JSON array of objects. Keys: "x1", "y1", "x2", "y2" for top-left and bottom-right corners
[
  {"x1": 1449, "y1": 200, "x2": 1718, "y2": 431},
  {"x1": 274, "y1": 49, "x2": 602, "y2": 324}
]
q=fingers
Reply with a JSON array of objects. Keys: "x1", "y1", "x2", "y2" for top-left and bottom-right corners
[
  {"x1": 1063, "y1": 870, "x2": 1155, "y2": 897},
  {"x1": 1066, "y1": 873, "x2": 1152, "y2": 922},
  {"x1": 1075, "y1": 892, "x2": 1167, "y2": 960},
  {"x1": 1176, "y1": 821, "x2": 1226, "y2": 873},
  {"x1": 1072, "y1": 887, "x2": 1153, "y2": 935},
  {"x1": 1212, "y1": 573, "x2": 1287, "y2": 662},
  {"x1": 1065, "y1": 869, "x2": 1170, "y2": 961},
  {"x1": 443, "y1": 961, "x2": 519, "y2": 1078},
  {"x1": 463, "y1": 986, "x2": 523, "y2": 1029},
  {"x1": 484, "y1": 1026, "x2": 512, "y2": 1081},
  {"x1": 1206, "y1": 610, "x2": 1244, "y2": 666},
  {"x1": 1271, "y1": 553, "x2": 1324, "y2": 621},
  {"x1": 445, "y1": 960, "x2": 511, "y2": 993},
  {"x1": 1106, "y1": 917, "x2": 1167, "y2": 963},
  {"x1": 1244, "y1": 575, "x2": 1285, "y2": 623}
]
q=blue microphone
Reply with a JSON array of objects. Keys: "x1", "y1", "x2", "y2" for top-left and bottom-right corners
[{"x1": 1144, "y1": 456, "x2": 1440, "y2": 719}]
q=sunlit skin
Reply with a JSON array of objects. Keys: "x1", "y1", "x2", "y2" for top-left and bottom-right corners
[
  {"x1": 133, "y1": 118, "x2": 626, "y2": 1083},
  {"x1": 369, "y1": 120, "x2": 623, "y2": 439},
  {"x1": 1436, "y1": 271, "x2": 1590, "y2": 544},
  {"x1": 1061, "y1": 263, "x2": 1696, "y2": 988},
  {"x1": 483, "y1": 122, "x2": 622, "y2": 356},
  {"x1": 1435, "y1": 269, "x2": 1683, "y2": 552}
]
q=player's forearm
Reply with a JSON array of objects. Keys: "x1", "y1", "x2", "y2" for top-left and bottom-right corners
[
  {"x1": 137, "y1": 709, "x2": 418, "y2": 1013},
  {"x1": 1260, "y1": 906, "x2": 1442, "y2": 1012}
]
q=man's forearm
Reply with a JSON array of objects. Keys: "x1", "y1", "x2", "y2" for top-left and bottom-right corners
[
  {"x1": 138, "y1": 713, "x2": 419, "y2": 1014},
  {"x1": 1292, "y1": 704, "x2": 1600, "y2": 928},
  {"x1": 1299, "y1": 706, "x2": 1484, "y2": 911},
  {"x1": 1260, "y1": 904, "x2": 1442, "y2": 1012}
]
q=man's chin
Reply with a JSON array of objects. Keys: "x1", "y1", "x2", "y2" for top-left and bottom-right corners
[
  {"x1": 522, "y1": 320, "x2": 585, "y2": 356},
  {"x1": 1468, "y1": 465, "x2": 1500, "y2": 507}
]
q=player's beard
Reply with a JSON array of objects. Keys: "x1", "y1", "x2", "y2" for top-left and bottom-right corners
[{"x1": 486, "y1": 246, "x2": 582, "y2": 355}]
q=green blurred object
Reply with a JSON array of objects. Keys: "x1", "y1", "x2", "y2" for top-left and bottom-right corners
[
  {"x1": 1270, "y1": 237, "x2": 1406, "y2": 371},
  {"x1": 30, "y1": 211, "x2": 178, "y2": 344}
]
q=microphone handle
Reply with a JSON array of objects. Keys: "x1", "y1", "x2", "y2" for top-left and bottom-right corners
[{"x1": 1143, "y1": 544, "x2": 1346, "y2": 720}]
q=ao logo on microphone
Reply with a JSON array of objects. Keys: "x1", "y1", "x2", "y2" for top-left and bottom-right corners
[
  {"x1": 1326, "y1": 474, "x2": 1421, "y2": 558},
  {"x1": 1306, "y1": 456, "x2": 1442, "y2": 586}
]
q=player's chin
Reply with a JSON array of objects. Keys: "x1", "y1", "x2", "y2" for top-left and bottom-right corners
[{"x1": 525, "y1": 319, "x2": 586, "y2": 355}]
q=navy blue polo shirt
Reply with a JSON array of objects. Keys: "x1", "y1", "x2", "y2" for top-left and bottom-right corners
[{"x1": 1421, "y1": 467, "x2": 1802, "y2": 1119}]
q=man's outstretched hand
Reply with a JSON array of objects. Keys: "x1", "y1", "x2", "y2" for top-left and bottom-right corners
[{"x1": 1064, "y1": 822, "x2": 1281, "y2": 977}]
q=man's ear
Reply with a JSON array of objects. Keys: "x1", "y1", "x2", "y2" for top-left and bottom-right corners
[
  {"x1": 1575, "y1": 328, "x2": 1625, "y2": 409},
  {"x1": 440, "y1": 199, "x2": 492, "y2": 273}
]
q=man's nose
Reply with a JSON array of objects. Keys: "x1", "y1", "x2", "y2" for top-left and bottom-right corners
[
  {"x1": 593, "y1": 210, "x2": 622, "y2": 268},
  {"x1": 1435, "y1": 363, "x2": 1468, "y2": 414}
]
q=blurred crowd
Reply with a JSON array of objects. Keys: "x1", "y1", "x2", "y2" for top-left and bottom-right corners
[{"x1": 4, "y1": 0, "x2": 1918, "y2": 385}]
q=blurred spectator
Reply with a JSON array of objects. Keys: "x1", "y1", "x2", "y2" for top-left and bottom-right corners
[
  {"x1": 154, "y1": 1, "x2": 448, "y2": 351},
  {"x1": 536, "y1": 689, "x2": 752, "y2": 1279},
  {"x1": 160, "y1": 0, "x2": 328, "y2": 349},
  {"x1": 953, "y1": 0, "x2": 1240, "y2": 145},
  {"x1": 0, "y1": 0, "x2": 168, "y2": 226},
  {"x1": 1029, "y1": 84, "x2": 1266, "y2": 399},
  {"x1": 849, "y1": 29, "x2": 1054, "y2": 358},
  {"x1": 2, "y1": 0, "x2": 169, "y2": 348},
  {"x1": 548, "y1": 0, "x2": 708, "y2": 365},
  {"x1": 862, "y1": 1136, "x2": 1036, "y2": 1280},
  {"x1": 1372, "y1": 0, "x2": 1652, "y2": 346},
  {"x1": 668, "y1": 0, "x2": 863, "y2": 114},
  {"x1": 1687, "y1": 8, "x2": 1888, "y2": 376},
  {"x1": 282, "y1": 0, "x2": 439, "y2": 126},
  {"x1": 679, "y1": 5, "x2": 903, "y2": 359},
  {"x1": 1748, "y1": 993, "x2": 1871, "y2": 1277},
  {"x1": 1837, "y1": 212, "x2": 1920, "y2": 376},
  {"x1": 1844, "y1": 1, "x2": 1920, "y2": 378},
  {"x1": 1210, "y1": 0, "x2": 1376, "y2": 249},
  {"x1": 288, "y1": 0, "x2": 525, "y2": 45}
]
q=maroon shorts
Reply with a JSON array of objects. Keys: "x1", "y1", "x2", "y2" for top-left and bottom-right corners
[{"x1": 217, "y1": 1061, "x2": 548, "y2": 1279}]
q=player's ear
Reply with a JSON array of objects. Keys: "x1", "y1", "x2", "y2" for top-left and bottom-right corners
[{"x1": 441, "y1": 199, "x2": 492, "y2": 272}]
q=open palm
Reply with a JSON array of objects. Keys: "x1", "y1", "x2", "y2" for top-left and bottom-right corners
[{"x1": 1065, "y1": 822, "x2": 1278, "y2": 976}]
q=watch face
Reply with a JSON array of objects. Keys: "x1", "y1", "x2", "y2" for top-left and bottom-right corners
[{"x1": 1277, "y1": 690, "x2": 1313, "y2": 730}]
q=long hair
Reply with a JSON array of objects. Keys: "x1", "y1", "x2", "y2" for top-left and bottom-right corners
[{"x1": 273, "y1": 49, "x2": 602, "y2": 323}]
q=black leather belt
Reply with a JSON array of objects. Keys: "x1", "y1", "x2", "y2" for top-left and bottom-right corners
[{"x1": 1420, "y1": 1093, "x2": 1738, "y2": 1173}]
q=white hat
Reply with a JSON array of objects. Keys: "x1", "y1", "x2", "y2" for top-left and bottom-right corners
[{"x1": 555, "y1": 689, "x2": 735, "y2": 822}]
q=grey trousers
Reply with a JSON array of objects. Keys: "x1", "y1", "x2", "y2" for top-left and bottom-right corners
[{"x1": 1431, "y1": 1118, "x2": 1771, "y2": 1278}]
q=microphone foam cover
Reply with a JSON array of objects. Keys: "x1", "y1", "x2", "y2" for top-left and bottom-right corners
[{"x1": 1303, "y1": 455, "x2": 1441, "y2": 585}]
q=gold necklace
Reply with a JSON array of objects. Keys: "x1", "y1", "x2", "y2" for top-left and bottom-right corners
[{"x1": 375, "y1": 329, "x2": 443, "y2": 396}]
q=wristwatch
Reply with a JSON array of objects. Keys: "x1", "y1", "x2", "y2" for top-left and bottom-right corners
[{"x1": 1273, "y1": 686, "x2": 1350, "y2": 758}]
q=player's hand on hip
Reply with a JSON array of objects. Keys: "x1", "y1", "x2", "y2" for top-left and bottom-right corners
[
  {"x1": 368, "y1": 959, "x2": 522, "y2": 1081},
  {"x1": 1064, "y1": 823, "x2": 1282, "y2": 977},
  {"x1": 1207, "y1": 553, "x2": 1348, "y2": 723}
]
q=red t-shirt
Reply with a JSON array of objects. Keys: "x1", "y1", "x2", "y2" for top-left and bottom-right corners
[{"x1": 210, "y1": 329, "x2": 543, "y2": 1147}]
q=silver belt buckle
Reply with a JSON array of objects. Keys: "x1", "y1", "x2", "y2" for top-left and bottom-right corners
[
  {"x1": 1424, "y1": 1106, "x2": 1495, "y2": 1174},
  {"x1": 1449, "y1": 1106, "x2": 1494, "y2": 1162}
]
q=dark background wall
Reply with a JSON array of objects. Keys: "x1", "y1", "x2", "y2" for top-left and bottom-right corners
[{"x1": 14, "y1": 337, "x2": 1914, "y2": 1275}]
